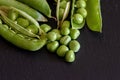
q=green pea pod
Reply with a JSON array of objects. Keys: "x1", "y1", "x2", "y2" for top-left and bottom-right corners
[
  {"x1": 0, "y1": 24, "x2": 47, "y2": 51},
  {"x1": 86, "y1": 0, "x2": 102, "y2": 32},
  {"x1": 71, "y1": 0, "x2": 85, "y2": 29},
  {"x1": 17, "y1": 0, "x2": 52, "y2": 18},
  {"x1": 0, "y1": 0, "x2": 47, "y2": 22},
  {"x1": 56, "y1": 0, "x2": 71, "y2": 28}
]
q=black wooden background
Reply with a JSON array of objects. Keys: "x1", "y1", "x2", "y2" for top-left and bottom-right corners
[{"x1": 0, "y1": 0, "x2": 120, "y2": 80}]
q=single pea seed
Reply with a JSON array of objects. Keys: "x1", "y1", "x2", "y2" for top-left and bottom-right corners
[
  {"x1": 69, "y1": 40, "x2": 80, "y2": 52},
  {"x1": 76, "y1": 0, "x2": 86, "y2": 8},
  {"x1": 60, "y1": 36, "x2": 71, "y2": 45},
  {"x1": 26, "y1": 25, "x2": 38, "y2": 34},
  {"x1": 65, "y1": 50, "x2": 75, "y2": 62},
  {"x1": 76, "y1": 8, "x2": 87, "y2": 18},
  {"x1": 56, "y1": 45, "x2": 69, "y2": 57},
  {"x1": 17, "y1": 18, "x2": 29, "y2": 28},
  {"x1": 61, "y1": 20, "x2": 70, "y2": 29},
  {"x1": 52, "y1": 29, "x2": 62, "y2": 40},
  {"x1": 70, "y1": 29, "x2": 80, "y2": 39},
  {"x1": 47, "y1": 41, "x2": 59, "y2": 53},
  {"x1": 59, "y1": 8, "x2": 65, "y2": 20},
  {"x1": 47, "y1": 32, "x2": 57, "y2": 41},
  {"x1": 3, "y1": 24, "x2": 9, "y2": 29},
  {"x1": 40, "y1": 24, "x2": 51, "y2": 33},
  {"x1": 60, "y1": 27, "x2": 70, "y2": 35},
  {"x1": 8, "y1": 10, "x2": 18, "y2": 21},
  {"x1": 60, "y1": 0, "x2": 67, "y2": 9},
  {"x1": 73, "y1": 14, "x2": 83, "y2": 24}
]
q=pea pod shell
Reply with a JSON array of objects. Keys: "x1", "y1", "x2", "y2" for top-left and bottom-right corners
[
  {"x1": 0, "y1": 0, "x2": 47, "y2": 21},
  {"x1": 0, "y1": 24, "x2": 47, "y2": 51},
  {"x1": 86, "y1": 0, "x2": 102, "y2": 32},
  {"x1": 17, "y1": 0, "x2": 51, "y2": 18},
  {"x1": 0, "y1": 10, "x2": 40, "y2": 38},
  {"x1": 71, "y1": 0, "x2": 85, "y2": 29}
]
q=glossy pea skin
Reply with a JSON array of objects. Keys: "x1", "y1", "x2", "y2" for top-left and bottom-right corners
[
  {"x1": 86, "y1": 0, "x2": 102, "y2": 32},
  {"x1": 52, "y1": 29, "x2": 62, "y2": 40},
  {"x1": 8, "y1": 10, "x2": 18, "y2": 21},
  {"x1": 76, "y1": 0, "x2": 86, "y2": 8},
  {"x1": 69, "y1": 40, "x2": 80, "y2": 52},
  {"x1": 16, "y1": 18, "x2": 29, "y2": 28},
  {"x1": 73, "y1": 14, "x2": 83, "y2": 24},
  {"x1": 76, "y1": 8, "x2": 87, "y2": 18},
  {"x1": 65, "y1": 50, "x2": 75, "y2": 62},
  {"x1": 0, "y1": 24, "x2": 46, "y2": 51},
  {"x1": 60, "y1": 27, "x2": 70, "y2": 35},
  {"x1": 56, "y1": 45, "x2": 69, "y2": 57},
  {"x1": 47, "y1": 32, "x2": 57, "y2": 41},
  {"x1": 60, "y1": 0, "x2": 67, "y2": 9},
  {"x1": 47, "y1": 41, "x2": 59, "y2": 52},
  {"x1": 61, "y1": 20, "x2": 70, "y2": 28},
  {"x1": 59, "y1": 8, "x2": 65, "y2": 20},
  {"x1": 40, "y1": 24, "x2": 51, "y2": 33},
  {"x1": 26, "y1": 25, "x2": 38, "y2": 34},
  {"x1": 70, "y1": 29, "x2": 80, "y2": 39},
  {"x1": 60, "y1": 35, "x2": 71, "y2": 45}
]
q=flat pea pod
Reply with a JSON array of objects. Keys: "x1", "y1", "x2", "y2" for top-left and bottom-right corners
[
  {"x1": 17, "y1": 0, "x2": 51, "y2": 18},
  {"x1": 0, "y1": 0, "x2": 47, "y2": 22},
  {"x1": 0, "y1": 24, "x2": 47, "y2": 51},
  {"x1": 71, "y1": 0, "x2": 86, "y2": 29},
  {"x1": 56, "y1": 0, "x2": 71, "y2": 28},
  {"x1": 86, "y1": 0, "x2": 102, "y2": 32}
]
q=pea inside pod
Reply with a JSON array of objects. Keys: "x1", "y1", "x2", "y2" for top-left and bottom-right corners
[
  {"x1": 56, "y1": 0, "x2": 71, "y2": 28},
  {"x1": 71, "y1": 0, "x2": 87, "y2": 29}
]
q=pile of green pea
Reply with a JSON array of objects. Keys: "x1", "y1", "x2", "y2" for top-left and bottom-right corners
[{"x1": 40, "y1": 20, "x2": 80, "y2": 62}]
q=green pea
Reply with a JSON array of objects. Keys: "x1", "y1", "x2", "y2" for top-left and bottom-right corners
[
  {"x1": 76, "y1": 0, "x2": 86, "y2": 8},
  {"x1": 52, "y1": 29, "x2": 62, "y2": 40},
  {"x1": 59, "y1": 8, "x2": 65, "y2": 20},
  {"x1": 60, "y1": 0, "x2": 67, "y2": 9},
  {"x1": 61, "y1": 20, "x2": 70, "y2": 28},
  {"x1": 26, "y1": 25, "x2": 38, "y2": 34},
  {"x1": 56, "y1": 45, "x2": 69, "y2": 57},
  {"x1": 69, "y1": 40, "x2": 80, "y2": 52},
  {"x1": 60, "y1": 36, "x2": 71, "y2": 45},
  {"x1": 47, "y1": 41, "x2": 59, "y2": 52},
  {"x1": 65, "y1": 50, "x2": 75, "y2": 62},
  {"x1": 76, "y1": 8, "x2": 87, "y2": 18},
  {"x1": 47, "y1": 32, "x2": 57, "y2": 41},
  {"x1": 40, "y1": 24, "x2": 51, "y2": 33},
  {"x1": 17, "y1": 18, "x2": 29, "y2": 27},
  {"x1": 60, "y1": 27, "x2": 70, "y2": 35},
  {"x1": 70, "y1": 29, "x2": 80, "y2": 39},
  {"x1": 73, "y1": 14, "x2": 83, "y2": 24},
  {"x1": 3, "y1": 24, "x2": 9, "y2": 29},
  {"x1": 8, "y1": 10, "x2": 18, "y2": 21}
]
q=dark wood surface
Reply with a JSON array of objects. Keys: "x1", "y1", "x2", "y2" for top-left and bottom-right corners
[{"x1": 0, "y1": 0, "x2": 120, "y2": 80}]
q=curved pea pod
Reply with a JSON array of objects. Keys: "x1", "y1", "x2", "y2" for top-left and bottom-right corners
[
  {"x1": 0, "y1": 7, "x2": 40, "y2": 38},
  {"x1": 0, "y1": 0, "x2": 47, "y2": 22},
  {"x1": 56, "y1": 0, "x2": 71, "y2": 28},
  {"x1": 0, "y1": 24, "x2": 47, "y2": 51},
  {"x1": 86, "y1": 0, "x2": 102, "y2": 32},
  {"x1": 71, "y1": 0, "x2": 86, "y2": 29},
  {"x1": 17, "y1": 0, "x2": 51, "y2": 18}
]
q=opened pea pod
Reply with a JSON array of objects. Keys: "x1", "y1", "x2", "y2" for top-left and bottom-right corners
[
  {"x1": 0, "y1": 6, "x2": 47, "y2": 51},
  {"x1": 56, "y1": 0, "x2": 71, "y2": 28},
  {"x1": 71, "y1": 0, "x2": 87, "y2": 29}
]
